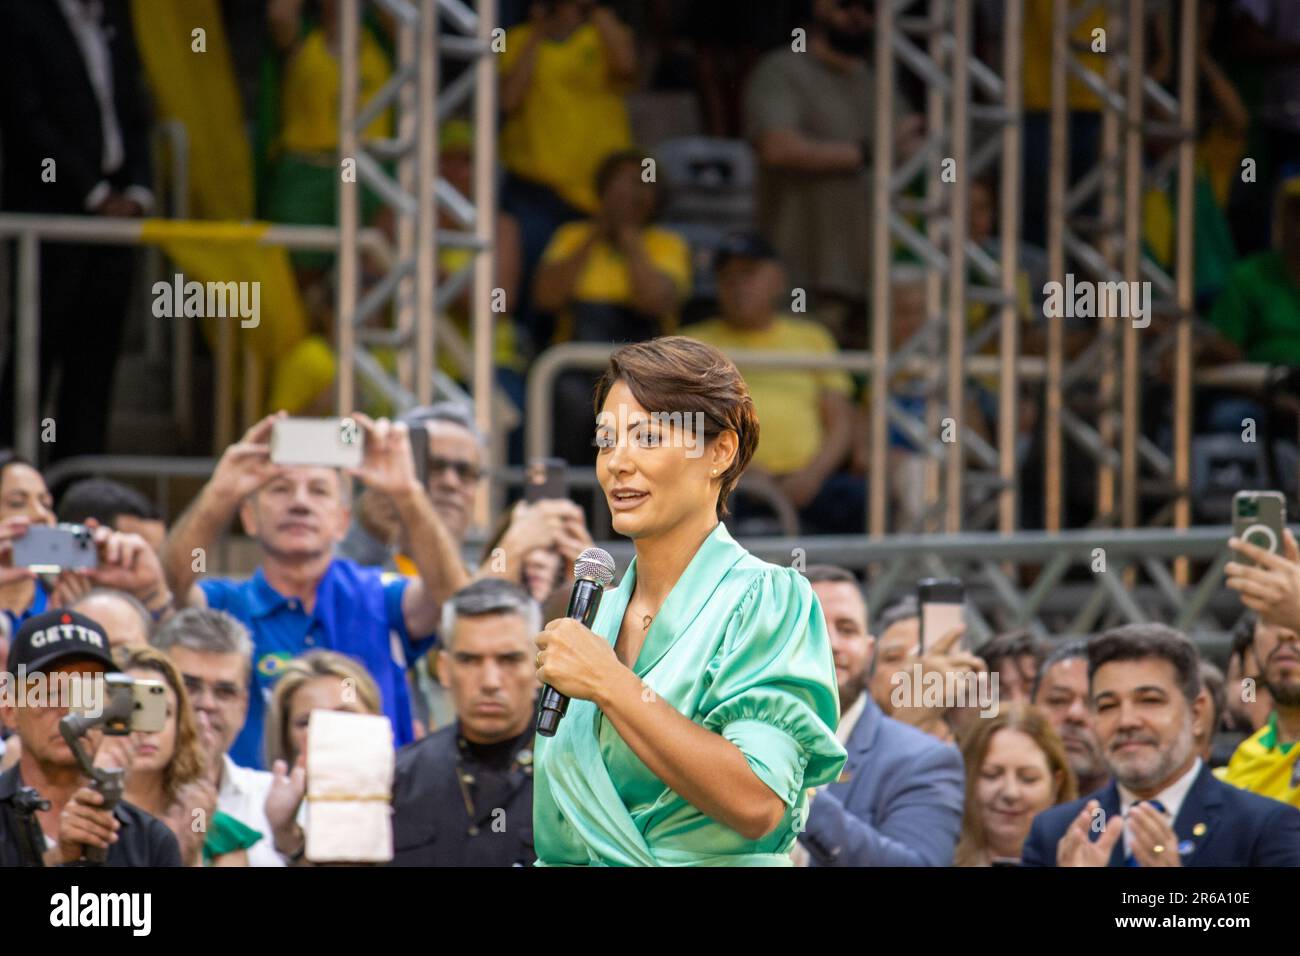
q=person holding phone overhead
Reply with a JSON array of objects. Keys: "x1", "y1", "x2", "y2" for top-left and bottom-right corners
[
  {"x1": 531, "y1": 337, "x2": 845, "y2": 866},
  {"x1": 0, "y1": 453, "x2": 174, "y2": 639},
  {"x1": 478, "y1": 459, "x2": 595, "y2": 613},
  {"x1": 160, "y1": 412, "x2": 470, "y2": 769}
]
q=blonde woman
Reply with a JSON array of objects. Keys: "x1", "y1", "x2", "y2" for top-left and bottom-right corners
[
  {"x1": 117, "y1": 646, "x2": 260, "y2": 866},
  {"x1": 955, "y1": 703, "x2": 1077, "y2": 866},
  {"x1": 262, "y1": 650, "x2": 382, "y2": 864}
]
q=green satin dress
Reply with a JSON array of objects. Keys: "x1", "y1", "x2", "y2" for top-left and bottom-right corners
[{"x1": 533, "y1": 522, "x2": 847, "y2": 866}]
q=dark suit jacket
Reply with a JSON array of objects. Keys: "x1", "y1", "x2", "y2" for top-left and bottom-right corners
[
  {"x1": 0, "y1": 0, "x2": 151, "y2": 213},
  {"x1": 389, "y1": 724, "x2": 535, "y2": 867},
  {"x1": 1022, "y1": 762, "x2": 1300, "y2": 867},
  {"x1": 797, "y1": 694, "x2": 965, "y2": 866}
]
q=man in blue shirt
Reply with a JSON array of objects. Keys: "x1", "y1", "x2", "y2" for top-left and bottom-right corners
[{"x1": 162, "y1": 411, "x2": 470, "y2": 769}]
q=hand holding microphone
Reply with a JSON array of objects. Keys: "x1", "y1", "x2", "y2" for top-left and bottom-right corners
[{"x1": 535, "y1": 548, "x2": 617, "y2": 736}]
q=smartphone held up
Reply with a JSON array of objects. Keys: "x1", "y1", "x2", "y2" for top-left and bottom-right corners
[
  {"x1": 270, "y1": 417, "x2": 365, "y2": 470},
  {"x1": 1232, "y1": 491, "x2": 1288, "y2": 567},
  {"x1": 918, "y1": 578, "x2": 966, "y2": 655}
]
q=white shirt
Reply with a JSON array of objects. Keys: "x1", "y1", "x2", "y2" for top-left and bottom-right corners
[
  {"x1": 54, "y1": 0, "x2": 152, "y2": 212},
  {"x1": 1117, "y1": 758, "x2": 1201, "y2": 858},
  {"x1": 836, "y1": 690, "x2": 868, "y2": 747},
  {"x1": 217, "y1": 755, "x2": 284, "y2": 868}
]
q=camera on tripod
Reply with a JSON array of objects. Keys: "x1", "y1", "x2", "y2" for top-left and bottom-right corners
[
  {"x1": 57, "y1": 673, "x2": 167, "y2": 865},
  {"x1": 68, "y1": 672, "x2": 168, "y2": 736}
]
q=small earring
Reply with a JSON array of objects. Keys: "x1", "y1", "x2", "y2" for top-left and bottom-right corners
[{"x1": 711, "y1": 469, "x2": 718, "y2": 476}]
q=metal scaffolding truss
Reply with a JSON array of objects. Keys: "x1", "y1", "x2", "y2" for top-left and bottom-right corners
[
  {"x1": 336, "y1": 0, "x2": 508, "y2": 519},
  {"x1": 869, "y1": 0, "x2": 1024, "y2": 537},
  {"x1": 1045, "y1": 0, "x2": 1197, "y2": 548},
  {"x1": 868, "y1": 0, "x2": 1197, "y2": 553}
]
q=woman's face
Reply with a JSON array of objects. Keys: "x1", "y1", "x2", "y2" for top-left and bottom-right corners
[
  {"x1": 595, "y1": 380, "x2": 730, "y2": 541},
  {"x1": 287, "y1": 675, "x2": 368, "y2": 764},
  {"x1": 975, "y1": 728, "x2": 1058, "y2": 859},
  {"x1": 522, "y1": 547, "x2": 563, "y2": 604},
  {"x1": 0, "y1": 464, "x2": 54, "y2": 526},
  {"x1": 127, "y1": 667, "x2": 178, "y2": 774}
]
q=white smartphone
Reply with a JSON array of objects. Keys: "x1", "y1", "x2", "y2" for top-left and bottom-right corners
[
  {"x1": 69, "y1": 674, "x2": 168, "y2": 734},
  {"x1": 270, "y1": 417, "x2": 364, "y2": 469},
  {"x1": 918, "y1": 578, "x2": 966, "y2": 654}
]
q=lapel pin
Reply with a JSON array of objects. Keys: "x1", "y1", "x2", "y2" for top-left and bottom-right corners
[
  {"x1": 1177, "y1": 839, "x2": 1195, "y2": 855},
  {"x1": 1192, "y1": 823, "x2": 1207, "y2": 837}
]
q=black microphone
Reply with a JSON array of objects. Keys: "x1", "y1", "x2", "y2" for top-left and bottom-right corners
[{"x1": 536, "y1": 546, "x2": 617, "y2": 737}]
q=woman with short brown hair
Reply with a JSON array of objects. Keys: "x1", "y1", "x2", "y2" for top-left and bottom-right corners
[{"x1": 533, "y1": 336, "x2": 845, "y2": 865}]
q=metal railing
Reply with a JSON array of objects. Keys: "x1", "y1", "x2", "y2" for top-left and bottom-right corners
[
  {"x1": 0, "y1": 212, "x2": 389, "y2": 461},
  {"x1": 524, "y1": 341, "x2": 1274, "y2": 503},
  {"x1": 524, "y1": 342, "x2": 1050, "y2": 464},
  {"x1": 588, "y1": 524, "x2": 1253, "y2": 651},
  {"x1": 42, "y1": 453, "x2": 1252, "y2": 653}
]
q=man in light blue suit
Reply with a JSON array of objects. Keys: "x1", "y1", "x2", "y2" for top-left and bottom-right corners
[{"x1": 795, "y1": 567, "x2": 964, "y2": 866}]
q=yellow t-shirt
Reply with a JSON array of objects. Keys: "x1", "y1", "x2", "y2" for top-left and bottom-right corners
[
  {"x1": 280, "y1": 28, "x2": 393, "y2": 153},
  {"x1": 540, "y1": 221, "x2": 692, "y2": 336},
  {"x1": 1022, "y1": 0, "x2": 1106, "y2": 112},
  {"x1": 687, "y1": 316, "x2": 853, "y2": 475},
  {"x1": 1220, "y1": 715, "x2": 1300, "y2": 810},
  {"x1": 498, "y1": 23, "x2": 632, "y2": 212}
]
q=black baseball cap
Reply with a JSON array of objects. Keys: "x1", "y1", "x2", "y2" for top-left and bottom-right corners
[
  {"x1": 714, "y1": 232, "x2": 778, "y2": 269},
  {"x1": 7, "y1": 609, "x2": 117, "y2": 676}
]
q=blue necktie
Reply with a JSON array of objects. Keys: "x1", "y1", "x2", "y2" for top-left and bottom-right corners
[{"x1": 1123, "y1": 799, "x2": 1168, "y2": 866}]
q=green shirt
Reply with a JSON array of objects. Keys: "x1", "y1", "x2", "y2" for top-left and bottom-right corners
[
  {"x1": 202, "y1": 810, "x2": 263, "y2": 865},
  {"x1": 1207, "y1": 250, "x2": 1300, "y2": 364},
  {"x1": 1260, "y1": 711, "x2": 1296, "y2": 756},
  {"x1": 533, "y1": 522, "x2": 846, "y2": 866}
]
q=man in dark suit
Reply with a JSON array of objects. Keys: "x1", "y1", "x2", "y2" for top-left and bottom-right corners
[
  {"x1": 1023, "y1": 623, "x2": 1300, "y2": 867},
  {"x1": 794, "y1": 566, "x2": 964, "y2": 866},
  {"x1": 0, "y1": 0, "x2": 152, "y2": 460},
  {"x1": 389, "y1": 579, "x2": 537, "y2": 866}
]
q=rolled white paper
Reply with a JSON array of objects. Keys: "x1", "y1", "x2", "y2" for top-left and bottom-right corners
[{"x1": 305, "y1": 709, "x2": 395, "y2": 863}]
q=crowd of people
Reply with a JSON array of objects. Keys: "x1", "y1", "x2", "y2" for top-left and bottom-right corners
[
  {"x1": 2, "y1": 0, "x2": 1300, "y2": 872},
  {"x1": 4, "y1": 0, "x2": 1298, "y2": 537},
  {"x1": 0, "y1": 400, "x2": 1295, "y2": 867}
]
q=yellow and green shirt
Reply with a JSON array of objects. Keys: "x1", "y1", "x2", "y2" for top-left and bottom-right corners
[{"x1": 1220, "y1": 712, "x2": 1300, "y2": 810}]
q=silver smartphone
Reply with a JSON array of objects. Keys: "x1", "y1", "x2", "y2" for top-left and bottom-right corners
[
  {"x1": 11, "y1": 523, "x2": 97, "y2": 573},
  {"x1": 270, "y1": 417, "x2": 364, "y2": 469},
  {"x1": 1232, "y1": 490, "x2": 1288, "y2": 567},
  {"x1": 69, "y1": 674, "x2": 168, "y2": 734}
]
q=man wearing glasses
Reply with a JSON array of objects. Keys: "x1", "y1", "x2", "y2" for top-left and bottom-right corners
[
  {"x1": 339, "y1": 402, "x2": 591, "y2": 733},
  {"x1": 161, "y1": 411, "x2": 469, "y2": 772},
  {"x1": 340, "y1": 403, "x2": 485, "y2": 575},
  {"x1": 151, "y1": 608, "x2": 283, "y2": 866},
  {"x1": 338, "y1": 403, "x2": 483, "y2": 733}
]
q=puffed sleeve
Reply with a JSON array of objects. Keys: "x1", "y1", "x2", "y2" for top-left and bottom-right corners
[{"x1": 699, "y1": 567, "x2": 846, "y2": 807}]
